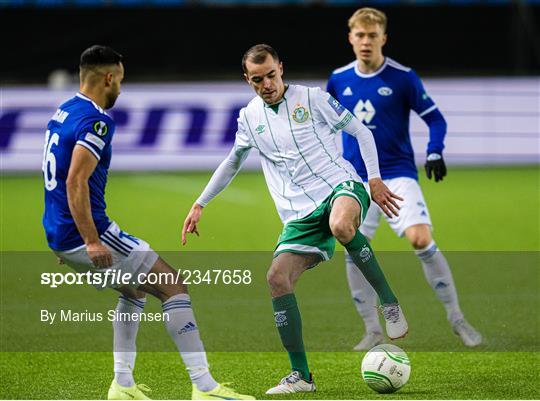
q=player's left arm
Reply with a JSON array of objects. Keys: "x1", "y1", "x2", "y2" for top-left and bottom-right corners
[
  {"x1": 67, "y1": 146, "x2": 112, "y2": 268},
  {"x1": 312, "y1": 87, "x2": 402, "y2": 217},
  {"x1": 408, "y1": 70, "x2": 448, "y2": 182}
]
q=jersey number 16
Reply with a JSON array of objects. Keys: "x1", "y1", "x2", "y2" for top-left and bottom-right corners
[{"x1": 42, "y1": 130, "x2": 59, "y2": 191}]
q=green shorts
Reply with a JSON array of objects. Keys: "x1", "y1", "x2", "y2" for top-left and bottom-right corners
[{"x1": 274, "y1": 181, "x2": 370, "y2": 261}]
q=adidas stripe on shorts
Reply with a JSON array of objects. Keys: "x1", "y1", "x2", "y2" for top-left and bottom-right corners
[{"x1": 54, "y1": 221, "x2": 158, "y2": 289}]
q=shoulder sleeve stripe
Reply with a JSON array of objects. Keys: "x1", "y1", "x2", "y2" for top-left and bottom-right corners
[
  {"x1": 76, "y1": 140, "x2": 101, "y2": 161},
  {"x1": 332, "y1": 61, "x2": 356, "y2": 75},
  {"x1": 418, "y1": 105, "x2": 437, "y2": 117},
  {"x1": 387, "y1": 58, "x2": 411, "y2": 72}
]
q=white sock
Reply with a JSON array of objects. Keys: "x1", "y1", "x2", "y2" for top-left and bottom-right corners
[
  {"x1": 345, "y1": 254, "x2": 383, "y2": 334},
  {"x1": 113, "y1": 296, "x2": 146, "y2": 387},
  {"x1": 162, "y1": 294, "x2": 218, "y2": 392},
  {"x1": 416, "y1": 241, "x2": 463, "y2": 323}
]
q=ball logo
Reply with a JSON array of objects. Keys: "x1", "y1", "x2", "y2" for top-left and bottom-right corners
[
  {"x1": 378, "y1": 87, "x2": 393, "y2": 96},
  {"x1": 93, "y1": 121, "x2": 108, "y2": 136},
  {"x1": 292, "y1": 105, "x2": 309, "y2": 123}
]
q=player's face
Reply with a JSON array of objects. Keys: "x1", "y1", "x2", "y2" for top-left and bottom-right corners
[
  {"x1": 104, "y1": 62, "x2": 124, "y2": 109},
  {"x1": 349, "y1": 23, "x2": 387, "y2": 64},
  {"x1": 244, "y1": 55, "x2": 285, "y2": 105}
]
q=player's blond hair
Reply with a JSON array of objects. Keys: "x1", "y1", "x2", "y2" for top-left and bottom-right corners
[{"x1": 348, "y1": 7, "x2": 387, "y2": 32}]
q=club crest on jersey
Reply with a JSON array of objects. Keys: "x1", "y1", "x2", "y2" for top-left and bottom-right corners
[
  {"x1": 255, "y1": 124, "x2": 265, "y2": 134},
  {"x1": 93, "y1": 121, "x2": 108, "y2": 136},
  {"x1": 377, "y1": 86, "x2": 393, "y2": 96},
  {"x1": 292, "y1": 105, "x2": 309, "y2": 123}
]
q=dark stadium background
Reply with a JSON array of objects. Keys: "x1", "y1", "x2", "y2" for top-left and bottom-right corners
[{"x1": 1, "y1": 2, "x2": 539, "y2": 83}]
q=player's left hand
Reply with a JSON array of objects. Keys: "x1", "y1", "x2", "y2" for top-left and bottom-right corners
[
  {"x1": 181, "y1": 203, "x2": 203, "y2": 245},
  {"x1": 368, "y1": 178, "x2": 403, "y2": 218},
  {"x1": 425, "y1": 153, "x2": 447, "y2": 182}
]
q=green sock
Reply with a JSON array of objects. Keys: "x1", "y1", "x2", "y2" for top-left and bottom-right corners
[
  {"x1": 345, "y1": 231, "x2": 398, "y2": 305},
  {"x1": 272, "y1": 293, "x2": 310, "y2": 380}
]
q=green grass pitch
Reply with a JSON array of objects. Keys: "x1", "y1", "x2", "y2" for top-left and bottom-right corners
[{"x1": 1, "y1": 166, "x2": 539, "y2": 399}]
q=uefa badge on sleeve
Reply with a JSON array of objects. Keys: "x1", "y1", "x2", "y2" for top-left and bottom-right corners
[{"x1": 93, "y1": 121, "x2": 108, "y2": 136}]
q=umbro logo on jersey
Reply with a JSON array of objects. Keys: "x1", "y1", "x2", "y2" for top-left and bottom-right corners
[
  {"x1": 353, "y1": 99, "x2": 375, "y2": 124},
  {"x1": 93, "y1": 121, "x2": 108, "y2": 136},
  {"x1": 342, "y1": 87, "x2": 353, "y2": 96},
  {"x1": 377, "y1": 86, "x2": 393, "y2": 96},
  {"x1": 255, "y1": 124, "x2": 265, "y2": 134}
]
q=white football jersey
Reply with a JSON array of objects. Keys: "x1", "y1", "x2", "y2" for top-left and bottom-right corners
[{"x1": 197, "y1": 84, "x2": 380, "y2": 224}]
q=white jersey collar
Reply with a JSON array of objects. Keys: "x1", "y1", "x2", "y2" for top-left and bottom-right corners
[
  {"x1": 76, "y1": 92, "x2": 107, "y2": 115},
  {"x1": 354, "y1": 57, "x2": 388, "y2": 78}
]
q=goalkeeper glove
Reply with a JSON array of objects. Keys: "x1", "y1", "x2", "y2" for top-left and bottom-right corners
[{"x1": 425, "y1": 153, "x2": 447, "y2": 182}]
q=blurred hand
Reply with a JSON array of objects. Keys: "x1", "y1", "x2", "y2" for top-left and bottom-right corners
[
  {"x1": 425, "y1": 153, "x2": 447, "y2": 182},
  {"x1": 368, "y1": 178, "x2": 403, "y2": 218},
  {"x1": 182, "y1": 203, "x2": 203, "y2": 245},
  {"x1": 86, "y1": 241, "x2": 113, "y2": 268}
]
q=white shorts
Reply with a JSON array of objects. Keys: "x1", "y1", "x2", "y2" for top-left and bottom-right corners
[
  {"x1": 360, "y1": 177, "x2": 432, "y2": 239},
  {"x1": 54, "y1": 221, "x2": 159, "y2": 289}
]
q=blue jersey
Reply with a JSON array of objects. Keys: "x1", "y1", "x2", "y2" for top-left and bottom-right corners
[
  {"x1": 327, "y1": 57, "x2": 444, "y2": 181},
  {"x1": 42, "y1": 93, "x2": 115, "y2": 251}
]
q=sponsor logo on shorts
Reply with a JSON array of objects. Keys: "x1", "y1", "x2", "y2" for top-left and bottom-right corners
[{"x1": 274, "y1": 311, "x2": 288, "y2": 327}]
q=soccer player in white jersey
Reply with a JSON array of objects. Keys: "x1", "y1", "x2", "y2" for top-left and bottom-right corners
[
  {"x1": 327, "y1": 8, "x2": 482, "y2": 350},
  {"x1": 182, "y1": 44, "x2": 408, "y2": 395},
  {"x1": 42, "y1": 45, "x2": 253, "y2": 400}
]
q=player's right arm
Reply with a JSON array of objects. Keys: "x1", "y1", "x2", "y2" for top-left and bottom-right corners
[
  {"x1": 66, "y1": 145, "x2": 112, "y2": 268},
  {"x1": 182, "y1": 111, "x2": 253, "y2": 245}
]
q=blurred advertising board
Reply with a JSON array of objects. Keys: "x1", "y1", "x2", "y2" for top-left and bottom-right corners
[{"x1": 1, "y1": 79, "x2": 538, "y2": 172}]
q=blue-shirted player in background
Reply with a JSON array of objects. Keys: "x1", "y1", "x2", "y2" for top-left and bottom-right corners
[
  {"x1": 42, "y1": 45, "x2": 253, "y2": 401},
  {"x1": 327, "y1": 8, "x2": 482, "y2": 350}
]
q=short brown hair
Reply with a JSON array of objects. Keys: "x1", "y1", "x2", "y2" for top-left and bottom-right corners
[
  {"x1": 242, "y1": 44, "x2": 280, "y2": 74},
  {"x1": 348, "y1": 7, "x2": 387, "y2": 32}
]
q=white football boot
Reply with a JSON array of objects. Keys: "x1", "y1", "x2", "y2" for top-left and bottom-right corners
[
  {"x1": 452, "y1": 318, "x2": 482, "y2": 347},
  {"x1": 265, "y1": 371, "x2": 315, "y2": 395},
  {"x1": 381, "y1": 303, "x2": 408, "y2": 340},
  {"x1": 353, "y1": 331, "x2": 384, "y2": 351}
]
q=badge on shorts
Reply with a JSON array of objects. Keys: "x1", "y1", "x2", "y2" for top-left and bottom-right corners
[
  {"x1": 292, "y1": 105, "x2": 309, "y2": 123},
  {"x1": 93, "y1": 121, "x2": 108, "y2": 136}
]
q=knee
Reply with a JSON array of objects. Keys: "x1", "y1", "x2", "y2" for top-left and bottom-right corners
[
  {"x1": 267, "y1": 268, "x2": 292, "y2": 297},
  {"x1": 409, "y1": 232, "x2": 432, "y2": 250},
  {"x1": 330, "y1": 219, "x2": 356, "y2": 244}
]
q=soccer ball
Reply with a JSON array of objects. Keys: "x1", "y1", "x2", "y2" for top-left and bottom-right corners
[{"x1": 361, "y1": 344, "x2": 411, "y2": 393}]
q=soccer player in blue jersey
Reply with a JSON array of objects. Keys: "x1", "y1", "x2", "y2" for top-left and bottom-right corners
[
  {"x1": 42, "y1": 45, "x2": 253, "y2": 400},
  {"x1": 327, "y1": 8, "x2": 482, "y2": 349}
]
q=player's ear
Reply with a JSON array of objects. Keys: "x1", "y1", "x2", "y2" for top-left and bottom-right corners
[
  {"x1": 382, "y1": 33, "x2": 387, "y2": 47},
  {"x1": 348, "y1": 31, "x2": 354, "y2": 46},
  {"x1": 105, "y1": 72, "x2": 114, "y2": 87},
  {"x1": 279, "y1": 62, "x2": 283, "y2": 76},
  {"x1": 243, "y1": 73, "x2": 250, "y2": 84}
]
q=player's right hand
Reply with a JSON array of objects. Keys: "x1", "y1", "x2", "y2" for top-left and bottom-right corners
[
  {"x1": 86, "y1": 242, "x2": 113, "y2": 268},
  {"x1": 182, "y1": 203, "x2": 203, "y2": 245}
]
